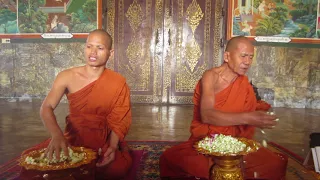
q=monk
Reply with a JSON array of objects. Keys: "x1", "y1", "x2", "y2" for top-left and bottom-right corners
[
  {"x1": 160, "y1": 36, "x2": 288, "y2": 180},
  {"x1": 20, "y1": 29, "x2": 132, "y2": 179}
]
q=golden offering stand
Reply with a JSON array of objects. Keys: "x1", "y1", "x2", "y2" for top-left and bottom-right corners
[{"x1": 195, "y1": 137, "x2": 261, "y2": 180}]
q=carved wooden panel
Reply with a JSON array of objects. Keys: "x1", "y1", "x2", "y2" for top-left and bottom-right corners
[{"x1": 105, "y1": 0, "x2": 222, "y2": 104}]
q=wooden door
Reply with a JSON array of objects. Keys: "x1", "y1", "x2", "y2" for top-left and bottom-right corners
[
  {"x1": 162, "y1": 0, "x2": 223, "y2": 104},
  {"x1": 105, "y1": 0, "x2": 223, "y2": 104}
]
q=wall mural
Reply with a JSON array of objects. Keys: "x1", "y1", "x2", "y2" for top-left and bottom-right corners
[
  {"x1": 0, "y1": 0, "x2": 102, "y2": 38},
  {"x1": 227, "y1": 0, "x2": 320, "y2": 43}
]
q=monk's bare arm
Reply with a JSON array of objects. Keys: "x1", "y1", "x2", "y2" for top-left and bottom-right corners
[
  {"x1": 200, "y1": 70, "x2": 246, "y2": 126},
  {"x1": 96, "y1": 130, "x2": 119, "y2": 167},
  {"x1": 109, "y1": 131, "x2": 119, "y2": 150},
  {"x1": 40, "y1": 70, "x2": 70, "y2": 158},
  {"x1": 200, "y1": 71, "x2": 277, "y2": 128},
  {"x1": 40, "y1": 71, "x2": 68, "y2": 137}
]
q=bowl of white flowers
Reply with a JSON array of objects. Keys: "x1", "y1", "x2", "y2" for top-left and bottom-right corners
[
  {"x1": 194, "y1": 134, "x2": 261, "y2": 180},
  {"x1": 19, "y1": 146, "x2": 97, "y2": 171}
]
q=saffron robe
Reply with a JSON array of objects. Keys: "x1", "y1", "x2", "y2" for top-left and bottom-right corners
[
  {"x1": 20, "y1": 69, "x2": 132, "y2": 180},
  {"x1": 160, "y1": 76, "x2": 288, "y2": 180}
]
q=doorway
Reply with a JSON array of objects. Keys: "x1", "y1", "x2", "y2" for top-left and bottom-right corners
[{"x1": 104, "y1": 0, "x2": 223, "y2": 104}]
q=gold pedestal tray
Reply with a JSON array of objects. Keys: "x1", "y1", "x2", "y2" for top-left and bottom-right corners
[{"x1": 195, "y1": 137, "x2": 261, "y2": 180}]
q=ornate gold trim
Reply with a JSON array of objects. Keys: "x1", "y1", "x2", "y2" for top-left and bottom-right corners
[
  {"x1": 131, "y1": 95, "x2": 160, "y2": 103},
  {"x1": 126, "y1": 37, "x2": 144, "y2": 66},
  {"x1": 162, "y1": 0, "x2": 171, "y2": 103},
  {"x1": 204, "y1": 0, "x2": 211, "y2": 70},
  {"x1": 214, "y1": 0, "x2": 222, "y2": 67},
  {"x1": 170, "y1": 96, "x2": 193, "y2": 104},
  {"x1": 106, "y1": 0, "x2": 115, "y2": 70},
  {"x1": 155, "y1": 0, "x2": 164, "y2": 101},
  {"x1": 176, "y1": 0, "x2": 205, "y2": 93},
  {"x1": 175, "y1": 0, "x2": 183, "y2": 93},
  {"x1": 108, "y1": 0, "x2": 223, "y2": 104},
  {"x1": 125, "y1": 0, "x2": 144, "y2": 33},
  {"x1": 118, "y1": 0, "x2": 124, "y2": 72},
  {"x1": 185, "y1": 0, "x2": 203, "y2": 72},
  {"x1": 186, "y1": 0, "x2": 204, "y2": 34},
  {"x1": 185, "y1": 36, "x2": 202, "y2": 72}
]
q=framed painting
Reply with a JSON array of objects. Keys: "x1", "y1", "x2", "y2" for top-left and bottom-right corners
[
  {"x1": 227, "y1": 0, "x2": 320, "y2": 44},
  {"x1": 0, "y1": 0, "x2": 102, "y2": 39}
]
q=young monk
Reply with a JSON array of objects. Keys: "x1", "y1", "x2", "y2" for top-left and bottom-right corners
[
  {"x1": 21, "y1": 29, "x2": 132, "y2": 179},
  {"x1": 160, "y1": 36, "x2": 288, "y2": 180}
]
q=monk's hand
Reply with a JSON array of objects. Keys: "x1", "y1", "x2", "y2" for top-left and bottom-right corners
[
  {"x1": 45, "y1": 134, "x2": 69, "y2": 160},
  {"x1": 247, "y1": 111, "x2": 277, "y2": 129},
  {"x1": 96, "y1": 147, "x2": 116, "y2": 167}
]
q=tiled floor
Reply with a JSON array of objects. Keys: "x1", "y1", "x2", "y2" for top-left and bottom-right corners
[{"x1": 1, "y1": 99, "x2": 320, "y2": 165}]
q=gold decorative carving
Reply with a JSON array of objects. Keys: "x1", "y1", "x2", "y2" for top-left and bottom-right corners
[
  {"x1": 203, "y1": 0, "x2": 211, "y2": 70},
  {"x1": 176, "y1": 0, "x2": 205, "y2": 94},
  {"x1": 130, "y1": 95, "x2": 160, "y2": 103},
  {"x1": 126, "y1": 37, "x2": 143, "y2": 65},
  {"x1": 125, "y1": 0, "x2": 146, "y2": 73},
  {"x1": 155, "y1": 0, "x2": 164, "y2": 100},
  {"x1": 121, "y1": 0, "x2": 151, "y2": 92},
  {"x1": 186, "y1": 37, "x2": 202, "y2": 72},
  {"x1": 136, "y1": 0, "x2": 151, "y2": 92},
  {"x1": 111, "y1": 0, "x2": 222, "y2": 104},
  {"x1": 162, "y1": 0, "x2": 172, "y2": 103},
  {"x1": 212, "y1": 165, "x2": 243, "y2": 180},
  {"x1": 213, "y1": 0, "x2": 222, "y2": 67},
  {"x1": 170, "y1": 96, "x2": 193, "y2": 104},
  {"x1": 118, "y1": 0, "x2": 124, "y2": 63},
  {"x1": 186, "y1": 0, "x2": 204, "y2": 34},
  {"x1": 106, "y1": 0, "x2": 115, "y2": 69},
  {"x1": 174, "y1": 0, "x2": 184, "y2": 93},
  {"x1": 125, "y1": 0, "x2": 144, "y2": 33},
  {"x1": 156, "y1": 0, "x2": 164, "y2": 27},
  {"x1": 146, "y1": 0, "x2": 157, "y2": 97},
  {"x1": 184, "y1": 0, "x2": 203, "y2": 73}
]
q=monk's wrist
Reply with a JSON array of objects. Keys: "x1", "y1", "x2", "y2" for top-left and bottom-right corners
[
  {"x1": 241, "y1": 112, "x2": 249, "y2": 125},
  {"x1": 108, "y1": 145, "x2": 118, "y2": 151},
  {"x1": 50, "y1": 129, "x2": 64, "y2": 138}
]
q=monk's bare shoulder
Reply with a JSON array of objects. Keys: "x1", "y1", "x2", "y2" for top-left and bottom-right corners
[
  {"x1": 55, "y1": 66, "x2": 84, "y2": 85},
  {"x1": 201, "y1": 68, "x2": 220, "y2": 87}
]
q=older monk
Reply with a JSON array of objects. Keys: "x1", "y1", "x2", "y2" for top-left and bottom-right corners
[
  {"x1": 160, "y1": 36, "x2": 288, "y2": 180},
  {"x1": 21, "y1": 29, "x2": 132, "y2": 179}
]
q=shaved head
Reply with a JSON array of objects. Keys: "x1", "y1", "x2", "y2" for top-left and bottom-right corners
[
  {"x1": 225, "y1": 36, "x2": 251, "y2": 52},
  {"x1": 222, "y1": 35, "x2": 254, "y2": 75},
  {"x1": 88, "y1": 29, "x2": 112, "y2": 50}
]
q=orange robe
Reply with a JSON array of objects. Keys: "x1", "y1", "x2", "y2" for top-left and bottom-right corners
[
  {"x1": 20, "y1": 69, "x2": 132, "y2": 180},
  {"x1": 160, "y1": 76, "x2": 288, "y2": 180}
]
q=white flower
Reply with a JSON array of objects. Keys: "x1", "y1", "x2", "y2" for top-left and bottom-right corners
[{"x1": 198, "y1": 134, "x2": 246, "y2": 154}]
